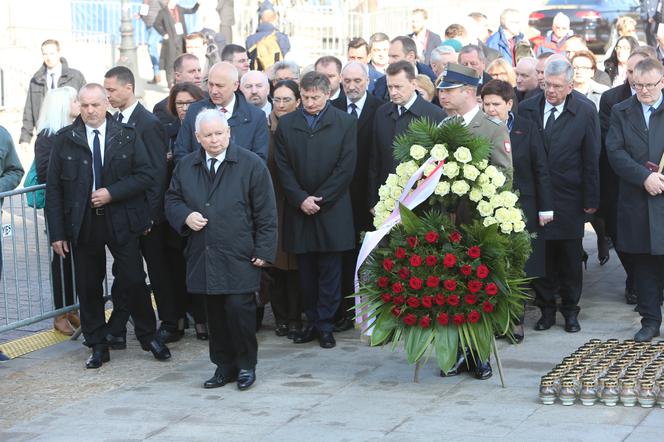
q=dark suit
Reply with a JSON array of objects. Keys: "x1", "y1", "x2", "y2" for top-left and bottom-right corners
[
  {"x1": 408, "y1": 30, "x2": 442, "y2": 64},
  {"x1": 518, "y1": 92, "x2": 600, "y2": 316},
  {"x1": 368, "y1": 95, "x2": 447, "y2": 207},
  {"x1": 606, "y1": 95, "x2": 664, "y2": 329},
  {"x1": 372, "y1": 62, "x2": 437, "y2": 101},
  {"x1": 45, "y1": 115, "x2": 156, "y2": 347},
  {"x1": 332, "y1": 92, "x2": 384, "y2": 320},
  {"x1": 153, "y1": 97, "x2": 179, "y2": 149}
]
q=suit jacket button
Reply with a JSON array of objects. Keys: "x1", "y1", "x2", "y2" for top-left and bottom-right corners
[
  {"x1": 67, "y1": 156, "x2": 72, "y2": 160},
  {"x1": 205, "y1": 203, "x2": 210, "y2": 207},
  {"x1": 83, "y1": 160, "x2": 88, "y2": 164}
]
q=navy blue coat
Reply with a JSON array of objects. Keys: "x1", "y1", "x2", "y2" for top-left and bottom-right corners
[{"x1": 173, "y1": 92, "x2": 268, "y2": 163}]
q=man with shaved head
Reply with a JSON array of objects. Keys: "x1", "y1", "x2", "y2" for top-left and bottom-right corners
[
  {"x1": 174, "y1": 61, "x2": 268, "y2": 162},
  {"x1": 331, "y1": 61, "x2": 384, "y2": 332},
  {"x1": 515, "y1": 57, "x2": 540, "y2": 102},
  {"x1": 240, "y1": 70, "x2": 271, "y2": 119}
]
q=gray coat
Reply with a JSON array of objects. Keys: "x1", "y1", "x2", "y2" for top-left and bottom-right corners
[
  {"x1": 165, "y1": 144, "x2": 277, "y2": 295},
  {"x1": 606, "y1": 95, "x2": 664, "y2": 255},
  {"x1": 274, "y1": 105, "x2": 357, "y2": 254},
  {"x1": 0, "y1": 126, "x2": 25, "y2": 193}
]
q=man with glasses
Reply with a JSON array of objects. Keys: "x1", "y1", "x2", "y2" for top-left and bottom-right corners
[
  {"x1": 606, "y1": 58, "x2": 664, "y2": 341},
  {"x1": 519, "y1": 59, "x2": 600, "y2": 335}
]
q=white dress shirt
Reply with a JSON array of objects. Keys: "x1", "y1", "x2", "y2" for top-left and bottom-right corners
[
  {"x1": 117, "y1": 99, "x2": 139, "y2": 123},
  {"x1": 543, "y1": 101, "x2": 564, "y2": 127},
  {"x1": 205, "y1": 149, "x2": 227, "y2": 173},
  {"x1": 398, "y1": 92, "x2": 418, "y2": 115},
  {"x1": 218, "y1": 95, "x2": 236, "y2": 119},
  {"x1": 86, "y1": 121, "x2": 107, "y2": 191},
  {"x1": 347, "y1": 92, "x2": 367, "y2": 117},
  {"x1": 641, "y1": 93, "x2": 663, "y2": 129},
  {"x1": 461, "y1": 105, "x2": 481, "y2": 126},
  {"x1": 46, "y1": 64, "x2": 62, "y2": 90}
]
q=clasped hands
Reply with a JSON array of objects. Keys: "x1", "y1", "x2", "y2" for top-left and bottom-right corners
[
  {"x1": 644, "y1": 173, "x2": 664, "y2": 196},
  {"x1": 300, "y1": 195, "x2": 322, "y2": 215}
]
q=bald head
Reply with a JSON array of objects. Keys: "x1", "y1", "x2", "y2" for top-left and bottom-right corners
[
  {"x1": 515, "y1": 57, "x2": 538, "y2": 92},
  {"x1": 240, "y1": 70, "x2": 270, "y2": 108},
  {"x1": 78, "y1": 83, "x2": 108, "y2": 128},
  {"x1": 208, "y1": 62, "x2": 240, "y2": 107}
]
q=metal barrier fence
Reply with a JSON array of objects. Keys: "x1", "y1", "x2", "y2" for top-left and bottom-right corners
[{"x1": 0, "y1": 185, "x2": 111, "y2": 338}]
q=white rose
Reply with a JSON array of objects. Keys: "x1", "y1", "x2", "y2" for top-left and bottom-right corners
[
  {"x1": 477, "y1": 200, "x2": 494, "y2": 217},
  {"x1": 384, "y1": 198, "x2": 396, "y2": 211},
  {"x1": 513, "y1": 220, "x2": 526, "y2": 233},
  {"x1": 483, "y1": 216, "x2": 497, "y2": 226},
  {"x1": 453, "y1": 146, "x2": 473, "y2": 164},
  {"x1": 494, "y1": 207, "x2": 511, "y2": 224},
  {"x1": 509, "y1": 207, "x2": 524, "y2": 223},
  {"x1": 451, "y1": 180, "x2": 470, "y2": 196},
  {"x1": 477, "y1": 159, "x2": 489, "y2": 170},
  {"x1": 410, "y1": 144, "x2": 427, "y2": 161},
  {"x1": 398, "y1": 175, "x2": 410, "y2": 187},
  {"x1": 500, "y1": 222, "x2": 513, "y2": 234},
  {"x1": 463, "y1": 164, "x2": 480, "y2": 181},
  {"x1": 390, "y1": 186, "x2": 402, "y2": 199},
  {"x1": 481, "y1": 183, "x2": 497, "y2": 198},
  {"x1": 492, "y1": 172, "x2": 506, "y2": 188},
  {"x1": 423, "y1": 163, "x2": 437, "y2": 177},
  {"x1": 489, "y1": 194, "x2": 504, "y2": 208},
  {"x1": 485, "y1": 165, "x2": 499, "y2": 179},
  {"x1": 395, "y1": 163, "x2": 408, "y2": 178},
  {"x1": 477, "y1": 173, "x2": 490, "y2": 185},
  {"x1": 442, "y1": 161, "x2": 460, "y2": 179},
  {"x1": 431, "y1": 144, "x2": 449, "y2": 161},
  {"x1": 500, "y1": 191, "x2": 518, "y2": 208},
  {"x1": 468, "y1": 187, "x2": 483, "y2": 202},
  {"x1": 386, "y1": 174, "x2": 398, "y2": 187},
  {"x1": 435, "y1": 181, "x2": 450, "y2": 196},
  {"x1": 378, "y1": 185, "x2": 390, "y2": 199}
]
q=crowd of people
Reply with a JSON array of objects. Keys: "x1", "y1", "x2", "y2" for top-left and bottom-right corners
[{"x1": 3, "y1": 2, "x2": 664, "y2": 384}]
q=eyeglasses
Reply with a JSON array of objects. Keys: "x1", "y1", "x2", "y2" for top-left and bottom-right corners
[
  {"x1": 573, "y1": 66, "x2": 593, "y2": 71},
  {"x1": 175, "y1": 101, "x2": 195, "y2": 109},
  {"x1": 633, "y1": 78, "x2": 662, "y2": 91},
  {"x1": 273, "y1": 97, "x2": 295, "y2": 104}
]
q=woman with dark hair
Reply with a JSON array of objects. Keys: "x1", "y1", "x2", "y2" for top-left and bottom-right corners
[
  {"x1": 165, "y1": 81, "x2": 208, "y2": 340},
  {"x1": 267, "y1": 80, "x2": 303, "y2": 339},
  {"x1": 481, "y1": 79, "x2": 553, "y2": 343},
  {"x1": 603, "y1": 36, "x2": 639, "y2": 86}
]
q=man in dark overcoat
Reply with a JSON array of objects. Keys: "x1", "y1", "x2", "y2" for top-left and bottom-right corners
[
  {"x1": 606, "y1": 58, "x2": 664, "y2": 341},
  {"x1": 165, "y1": 108, "x2": 276, "y2": 390},
  {"x1": 274, "y1": 71, "x2": 357, "y2": 349},
  {"x1": 518, "y1": 59, "x2": 600, "y2": 334}
]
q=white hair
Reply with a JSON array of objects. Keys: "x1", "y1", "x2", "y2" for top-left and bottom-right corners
[
  {"x1": 36, "y1": 86, "x2": 78, "y2": 136},
  {"x1": 270, "y1": 60, "x2": 300, "y2": 80},
  {"x1": 552, "y1": 12, "x2": 570, "y2": 27},
  {"x1": 240, "y1": 70, "x2": 269, "y2": 87},
  {"x1": 341, "y1": 61, "x2": 369, "y2": 77},
  {"x1": 430, "y1": 45, "x2": 456, "y2": 62},
  {"x1": 545, "y1": 59, "x2": 574, "y2": 83},
  {"x1": 195, "y1": 108, "x2": 228, "y2": 133}
]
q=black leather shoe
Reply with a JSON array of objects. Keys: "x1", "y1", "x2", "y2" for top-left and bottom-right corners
[
  {"x1": 105, "y1": 334, "x2": 126, "y2": 350},
  {"x1": 333, "y1": 317, "x2": 354, "y2": 333},
  {"x1": 194, "y1": 323, "x2": 209, "y2": 340},
  {"x1": 287, "y1": 325, "x2": 299, "y2": 340},
  {"x1": 534, "y1": 311, "x2": 556, "y2": 331},
  {"x1": 318, "y1": 331, "x2": 336, "y2": 349},
  {"x1": 563, "y1": 314, "x2": 581, "y2": 333},
  {"x1": 635, "y1": 326, "x2": 661, "y2": 342},
  {"x1": 474, "y1": 360, "x2": 493, "y2": 380},
  {"x1": 86, "y1": 346, "x2": 109, "y2": 369},
  {"x1": 275, "y1": 323, "x2": 289, "y2": 337},
  {"x1": 293, "y1": 326, "x2": 318, "y2": 344},
  {"x1": 510, "y1": 324, "x2": 524, "y2": 344},
  {"x1": 440, "y1": 351, "x2": 471, "y2": 377},
  {"x1": 237, "y1": 368, "x2": 256, "y2": 390},
  {"x1": 156, "y1": 328, "x2": 184, "y2": 344},
  {"x1": 142, "y1": 339, "x2": 171, "y2": 361},
  {"x1": 203, "y1": 371, "x2": 237, "y2": 389}
]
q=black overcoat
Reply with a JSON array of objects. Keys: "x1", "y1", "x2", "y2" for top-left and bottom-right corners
[
  {"x1": 606, "y1": 96, "x2": 664, "y2": 255},
  {"x1": 164, "y1": 143, "x2": 277, "y2": 294},
  {"x1": 274, "y1": 105, "x2": 357, "y2": 254},
  {"x1": 518, "y1": 92, "x2": 600, "y2": 240}
]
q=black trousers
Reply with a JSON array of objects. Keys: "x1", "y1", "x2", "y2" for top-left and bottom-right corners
[
  {"x1": 51, "y1": 254, "x2": 75, "y2": 310},
  {"x1": 337, "y1": 247, "x2": 360, "y2": 321},
  {"x1": 297, "y1": 251, "x2": 342, "y2": 332},
  {"x1": 206, "y1": 293, "x2": 257, "y2": 375},
  {"x1": 616, "y1": 249, "x2": 636, "y2": 294},
  {"x1": 532, "y1": 238, "x2": 583, "y2": 315},
  {"x1": 75, "y1": 210, "x2": 155, "y2": 347},
  {"x1": 269, "y1": 267, "x2": 302, "y2": 327},
  {"x1": 627, "y1": 253, "x2": 664, "y2": 328}
]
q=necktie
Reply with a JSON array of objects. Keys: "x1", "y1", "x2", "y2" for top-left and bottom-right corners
[
  {"x1": 349, "y1": 103, "x2": 358, "y2": 119},
  {"x1": 117, "y1": 112, "x2": 124, "y2": 123},
  {"x1": 50, "y1": 73, "x2": 55, "y2": 89},
  {"x1": 399, "y1": 105, "x2": 405, "y2": 116},
  {"x1": 92, "y1": 129, "x2": 102, "y2": 190},
  {"x1": 209, "y1": 158, "x2": 217, "y2": 181},
  {"x1": 544, "y1": 107, "x2": 557, "y2": 134},
  {"x1": 647, "y1": 106, "x2": 655, "y2": 129},
  {"x1": 220, "y1": 107, "x2": 228, "y2": 115}
]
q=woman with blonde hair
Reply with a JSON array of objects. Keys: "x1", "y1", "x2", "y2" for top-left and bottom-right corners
[
  {"x1": 487, "y1": 58, "x2": 516, "y2": 87},
  {"x1": 35, "y1": 86, "x2": 80, "y2": 335},
  {"x1": 415, "y1": 74, "x2": 436, "y2": 102}
]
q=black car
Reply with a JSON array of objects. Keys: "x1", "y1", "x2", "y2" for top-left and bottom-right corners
[{"x1": 528, "y1": 0, "x2": 645, "y2": 53}]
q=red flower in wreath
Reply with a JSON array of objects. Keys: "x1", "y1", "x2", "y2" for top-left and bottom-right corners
[
  {"x1": 391, "y1": 306, "x2": 401, "y2": 317},
  {"x1": 425, "y1": 255, "x2": 438, "y2": 267},
  {"x1": 409, "y1": 276, "x2": 423, "y2": 290},
  {"x1": 448, "y1": 231, "x2": 462, "y2": 243},
  {"x1": 434, "y1": 293, "x2": 446, "y2": 305},
  {"x1": 482, "y1": 300, "x2": 494, "y2": 313},
  {"x1": 407, "y1": 296, "x2": 420, "y2": 308},
  {"x1": 453, "y1": 313, "x2": 465, "y2": 325},
  {"x1": 381, "y1": 293, "x2": 392, "y2": 303},
  {"x1": 467, "y1": 246, "x2": 481, "y2": 259},
  {"x1": 467, "y1": 280, "x2": 483, "y2": 293},
  {"x1": 419, "y1": 315, "x2": 431, "y2": 328},
  {"x1": 443, "y1": 279, "x2": 457, "y2": 291},
  {"x1": 485, "y1": 283, "x2": 498, "y2": 296},
  {"x1": 378, "y1": 276, "x2": 389, "y2": 288},
  {"x1": 443, "y1": 253, "x2": 457, "y2": 268},
  {"x1": 383, "y1": 258, "x2": 394, "y2": 272},
  {"x1": 424, "y1": 231, "x2": 439, "y2": 244},
  {"x1": 426, "y1": 276, "x2": 440, "y2": 288},
  {"x1": 422, "y1": 295, "x2": 433, "y2": 308},
  {"x1": 392, "y1": 295, "x2": 405, "y2": 306},
  {"x1": 398, "y1": 267, "x2": 410, "y2": 279},
  {"x1": 395, "y1": 247, "x2": 407, "y2": 259},
  {"x1": 407, "y1": 236, "x2": 418, "y2": 248},
  {"x1": 392, "y1": 282, "x2": 404, "y2": 294},
  {"x1": 410, "y1": 254, "x2": 423, "y2": 267},
  {"x1": 460, "y1": 264, "x2": 473, "y2": 276},
  {"x1": 447, "y1": 294, "x2": 460, "y2": 306},
  {"x1": 468, "y1": 310, "x2": 481, "y2": 323},
  {"x1": 464, "y1": 294, "x2": 478, "y2": 305},
  {"x1": 476, "y1": 264, "x2": 489, "y2": 279},
  {"x1": 403, "y1": 313, "x2": 417, "y2": 326},
  {"x1": 437, "y1": 312, "x2": 449, "y2": 325}
]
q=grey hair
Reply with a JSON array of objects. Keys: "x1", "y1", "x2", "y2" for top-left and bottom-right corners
[
  {"x1": 499, "y1": 8, "x2": 520, "y2": 27},
  {"x1": 430, "y1": 45, "x2": 456, "y2": 62},
  {"x1": 271, "y1": 60, "x2": 300, "y2": 80},
  {"x1": 460, "y1": 44, "x2": 486, "y2": 64},
  {"x1": 544, "y1": 59, "x2": 574, "y2": 83},
  {"x1": 341, "y1": 61, "x2": 369, "y2": 77},
  {"x1": 195, "y1": 108, "x2": 228, "y2": 133},
  {"x1": 240, "y1": 70, "x2": 269, "y2": 87}
]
